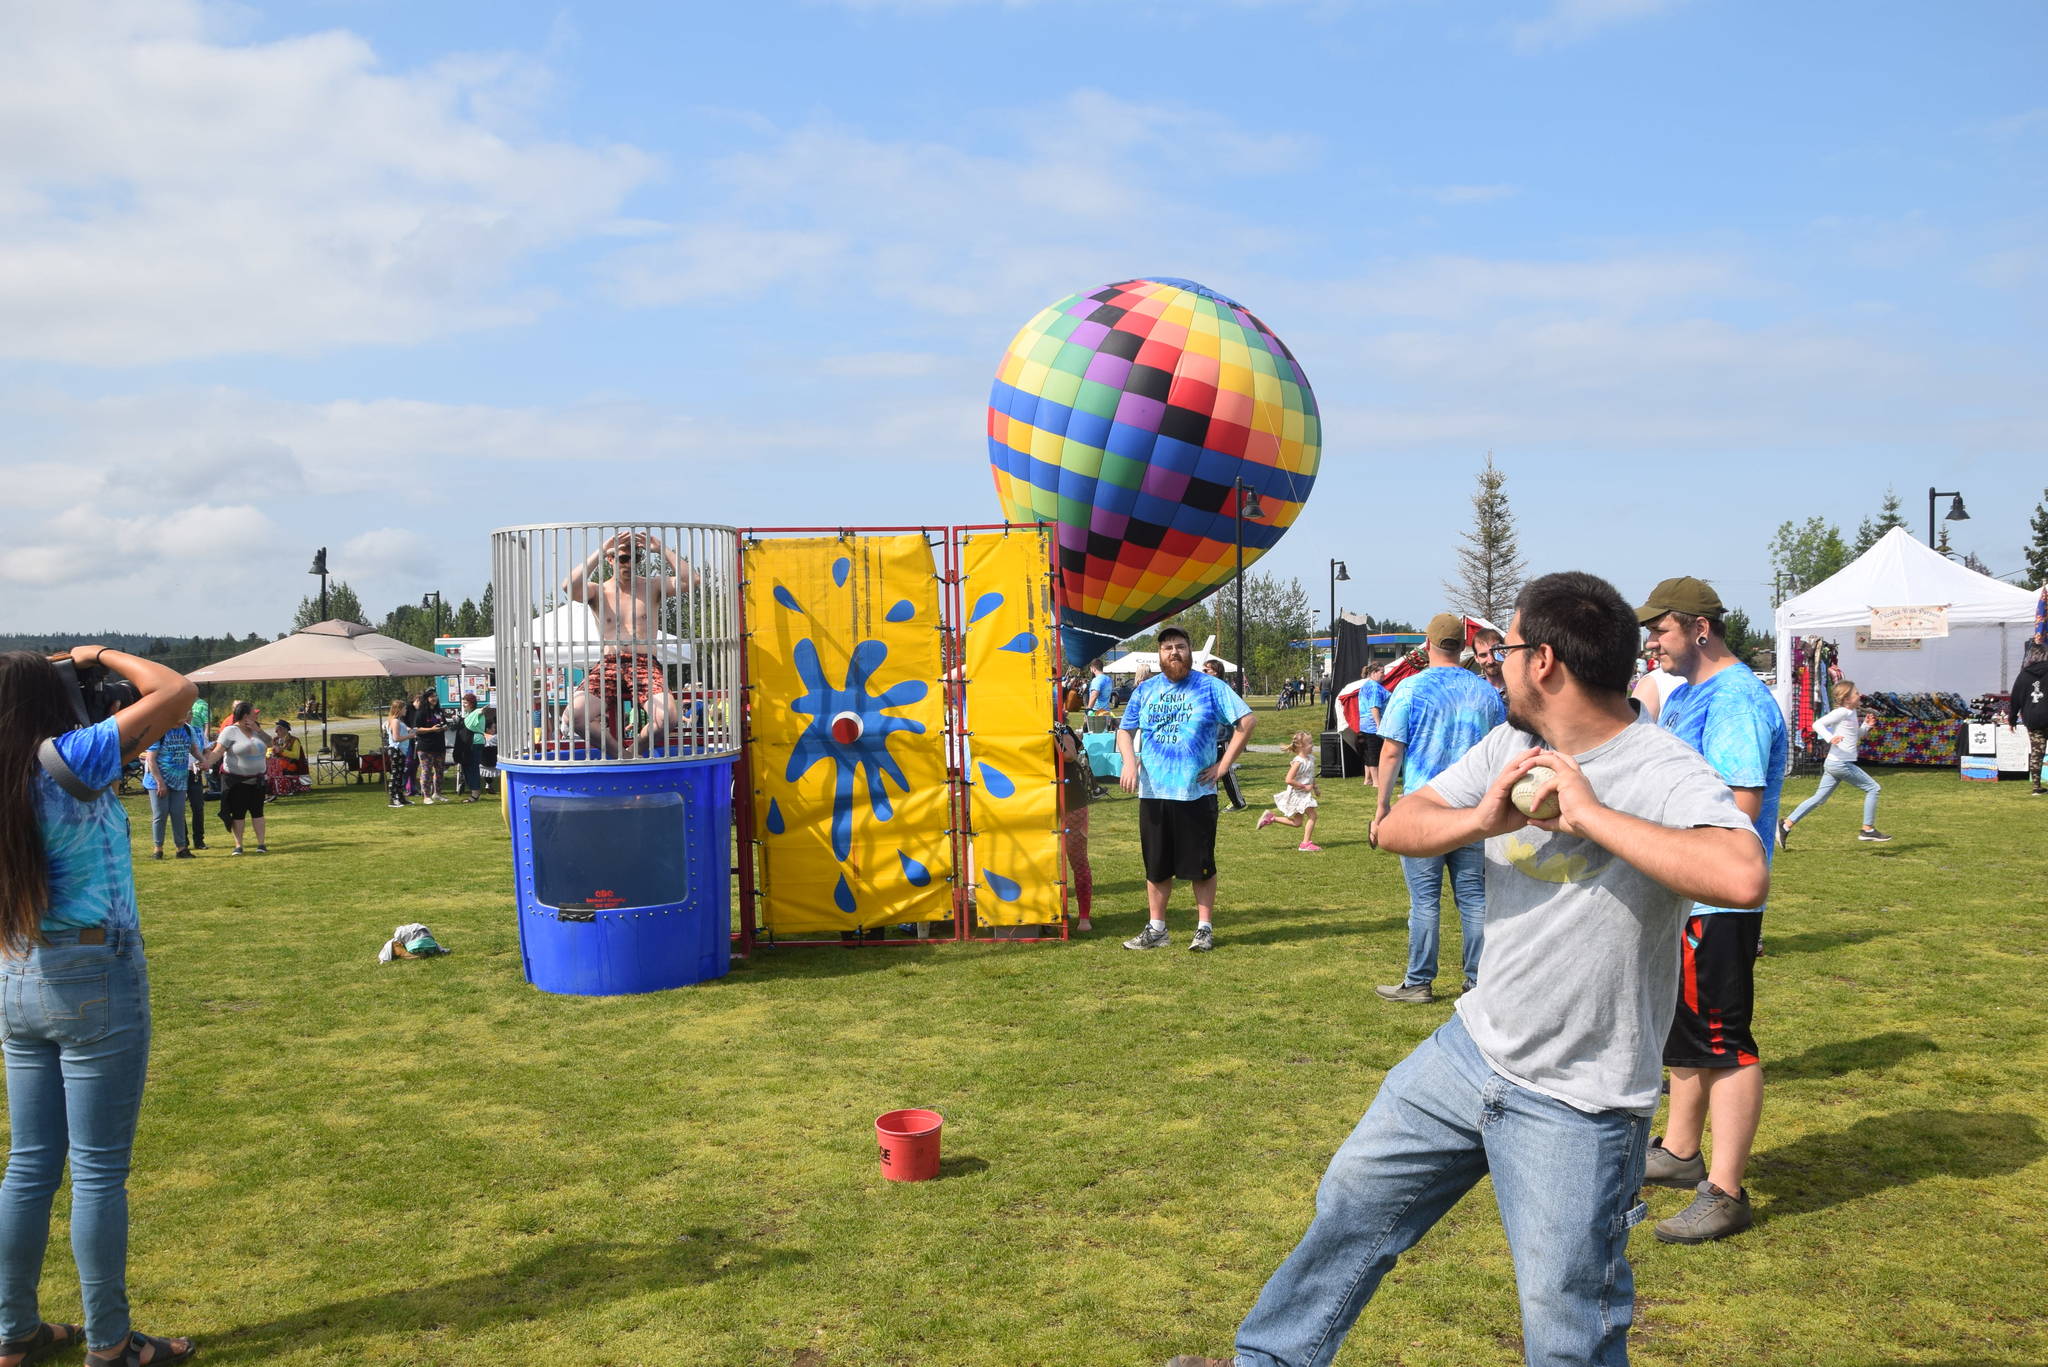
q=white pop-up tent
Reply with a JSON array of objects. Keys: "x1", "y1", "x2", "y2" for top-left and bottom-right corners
[
  {"x1": 1772, "y1": 527, "x2": 2039, "y2": 716},
  {"x1": 458, "y1": 602, "x2": 691, "y2": 671}
]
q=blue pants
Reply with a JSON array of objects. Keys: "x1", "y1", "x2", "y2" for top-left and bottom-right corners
[
  {"x1": 1786, "y1": 757, "x2": 1880, "y2": 829},
  {"x1": 147, "y1": 786, "x2": 188, "y2": 852},
  {"x1": 0, "y1": 929, "x2": 152, "y2": 1351},
  {"x1": 1234, "y1": 1016, "x2": 1649, "y2": 1367},
  {"x1": 1400, "y1": 844, "x2": 1486, "y2": 988}
]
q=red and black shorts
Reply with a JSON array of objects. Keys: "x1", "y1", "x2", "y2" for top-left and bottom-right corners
[
  {"x1": 1664, "y1": 911, "x2": 1762, "y2": 1069},
  {"x1": 1137, "y1": 796, "x2": 1218, "y2": 884}
]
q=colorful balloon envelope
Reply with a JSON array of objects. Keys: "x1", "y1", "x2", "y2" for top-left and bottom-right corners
[{"x1": 987, "y1": 277, "x2": 1320, "y2": 665}]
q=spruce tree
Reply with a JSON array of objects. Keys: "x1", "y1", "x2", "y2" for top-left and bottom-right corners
[
  {"x1": 1444, "y1": 453, "x2": 1526, "y2": 625},
  {"x1": 2026, "y1": 488, "x2": 2048, "y2": 588},
  {"x1": 1853, "y1": 486, "x2": 1909, "y2": 555}
]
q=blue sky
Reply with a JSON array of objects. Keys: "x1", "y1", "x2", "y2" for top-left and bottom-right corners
[{"x1": 3, "y1": 0, "x2": 2042, "y2": 638}]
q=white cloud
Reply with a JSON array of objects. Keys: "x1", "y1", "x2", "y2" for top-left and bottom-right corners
[
  {"x1": 818, "y1": 352, "x2": 956, "y2": 379},
  {"x1": 600, "y1": 92, "x2": 1311, "y2": 315},
  {"x1": 1510, "y1": 0, "x2": 1688, "y2": 52},
  {"x1": 0, "y1": 0, "x2": 656, "y2": 365}
]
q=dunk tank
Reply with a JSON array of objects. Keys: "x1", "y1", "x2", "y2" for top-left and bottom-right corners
[{"x1": 491, "y1": 522, "x2": 741, "y2": 994}]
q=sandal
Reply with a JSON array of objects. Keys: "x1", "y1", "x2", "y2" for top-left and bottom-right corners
[
  {"x1": 1, "y1": 1322, "x2": 80, "y2": 1367},
  {"x1": 88, "y1": 1330, "x2": 195, "y2": 1367}
]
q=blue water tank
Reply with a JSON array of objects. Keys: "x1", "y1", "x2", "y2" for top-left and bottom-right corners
[{"x1": 503, "y1": 754, "x2": 733, "y2": 995}]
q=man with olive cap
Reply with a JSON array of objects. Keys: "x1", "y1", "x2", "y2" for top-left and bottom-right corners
[
  {"x1": 1371, "y1": 612, "x2": 1506, "y2": 1002},
  {"x1": 1637, "y1": 575, "x2": 1787, "y2": 1244}
]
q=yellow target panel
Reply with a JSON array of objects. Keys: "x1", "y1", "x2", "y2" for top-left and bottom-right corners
[
  {"x1": 745, "y1": 535, "x2": 953, "y2": 934},
  {"x1": 961, "y1": 528, "x2": 1064, "y2": 927}
]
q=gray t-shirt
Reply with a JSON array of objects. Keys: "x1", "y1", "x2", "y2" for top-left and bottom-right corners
[{"x1": 1427, "y1": 719, "x2": 1758, "y2": 1115}]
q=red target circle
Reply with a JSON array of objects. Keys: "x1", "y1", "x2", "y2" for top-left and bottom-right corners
[{"x1": 830, "y1": 710, "x2": 864, "y2": 744}]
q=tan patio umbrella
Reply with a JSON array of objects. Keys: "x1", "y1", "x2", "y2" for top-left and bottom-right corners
[
  {"x1": 186, "y1": 620, "x2": 460, "y2": 753},
  {"x1": 185, "y1": 620, "x2": 461, "y2": 682}
]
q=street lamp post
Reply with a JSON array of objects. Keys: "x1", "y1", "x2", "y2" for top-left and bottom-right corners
[
  {"x1": 1927, "y1": 487, "x2": 1969, "y2": 546},
  {"x1": 1233, "y1": 478, "x2": 1266, "y2": 692},
  {"x1": 308, "y1": 549, "x2": 330, "y2": 751},
  {"x1": 1327, "y1": 558, "x2": 1350, "y2": 694}
]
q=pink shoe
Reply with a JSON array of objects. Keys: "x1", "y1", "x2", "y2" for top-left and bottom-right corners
[
  {"x1": 1297, "y1": 841, "x2": 1323, "y2": 853},
  {"x1": 1257, "y1": 812, "x2": 1276, "y2": 830}
]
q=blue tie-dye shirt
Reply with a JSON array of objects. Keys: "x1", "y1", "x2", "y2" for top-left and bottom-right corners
[
  {"x1": 1356, "y1": 680, "x2": 1391, "y2": 735},
  {"x1": 1378, "y1": 666, "x2": 1506, "y2": 793},
  {"x1": 143, "y1": 722, "x2": 199, "y2": 792},
  {"x1": 1661, "y1": 662, "x2": 1787, "y2": 916},
  {"x1": 34, "y1": 718, "x2": 139, "y2": 932},
  {"x1": 1120, "y1": 671, "x2": 1252, "y2": 801}
]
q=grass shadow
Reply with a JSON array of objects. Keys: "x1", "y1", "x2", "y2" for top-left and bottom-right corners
[
  {"x1": 1754, "y1": 1109, "x2": 2045, "y2": 1222},
  {"x1": 213, "y1": 1235, "x2": 810, "y2": 1361},
  {"x1": 1760, "y1": 924, "x2": 1899, "y2": 956},
  {"x1": 1769, "y1": 1031, "x2": 1941, "y2": 1081},
  {"x1": 1223, "y1": 914, "x2": 1407, "y2": 947},
  {"x1": 935, "y1": 1154, "x2": 990, "y2": 1180}
]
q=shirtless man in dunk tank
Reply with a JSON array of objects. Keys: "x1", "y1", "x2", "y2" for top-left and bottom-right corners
[{"x1": 563, "y1": 530, "x2": 698, "y2": 756}]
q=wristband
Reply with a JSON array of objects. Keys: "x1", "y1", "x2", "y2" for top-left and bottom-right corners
[{"x1": 91, "y1": 648, "x2": 107, "y2": 667}]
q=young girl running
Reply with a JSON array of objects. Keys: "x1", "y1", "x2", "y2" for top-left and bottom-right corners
[
  {"x1": 1782, "y1": 679, "x2": 1889, "y2": 844},
  {"x1": 1257, "y1": 731, "x2": 1322, "y2": 852}
]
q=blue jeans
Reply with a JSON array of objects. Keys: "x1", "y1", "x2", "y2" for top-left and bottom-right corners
[
  {"x1": 147, "y1": 786, "x2": 188, "y2": 852},
  {"x1": 1786, "y1": 757, "x2": 1879, "y2": 829},
  {"x1": 1400, "y1": 845, "x2": 1486, "y2": 987},
  {"x1": 0, "y1": 929, "x2": 152, "y2": 1350},
  {"x1": 1235, "y1": 1016, "x2": 1650, "y2": 1367}
]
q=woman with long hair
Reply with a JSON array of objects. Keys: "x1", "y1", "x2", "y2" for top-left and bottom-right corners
[
  {"x1": 198, "y1": 701, "x2": 271, "y2": 855},
  {"x1": 1199, "y1": 658, "x2": 1249, "y2": 811},
  {"x1": 410, "y1": 690, "x2": 447, "y2": 804},
  {"x1": 0, "y1": 647, "x2": 196, "y2": 1367},
  {"x1": 381, "y1": 699, "x2": 413, "y2": 809}
]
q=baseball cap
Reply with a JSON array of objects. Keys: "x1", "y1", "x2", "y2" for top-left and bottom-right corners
[
  {"x1": 1156, "y1": 625, "x2": 1191, "y2": 647},
  {"x1": 1635, "y1": 576, "x2": 1725, "y2": 625},
  {"x1": 1424, "y1": 612, "x2": 1466, "y2": 650}
]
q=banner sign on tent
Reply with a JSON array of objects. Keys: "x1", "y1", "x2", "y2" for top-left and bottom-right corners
[
  {"x1": 1853, "y1": 629, "x2": 1923, "y2": 652},
  {"x1": 745, "y1": 535, "x2": 954, "y2": 934},
  {"x1": 1869, "y1": 605, "x2": 1949, "y2": 640},
  {"x1": 961, "y1": 529, "x2": 1064, "y2": 927}
]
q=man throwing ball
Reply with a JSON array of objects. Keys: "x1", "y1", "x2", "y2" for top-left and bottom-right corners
[{"x1": 1165, "y1": 572, "x2": 1767, "y2": 1367}]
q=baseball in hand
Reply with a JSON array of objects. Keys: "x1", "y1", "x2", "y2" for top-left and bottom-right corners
[{"x1": 1510, "y1": 764, "x2": 1560, "y2": 820}]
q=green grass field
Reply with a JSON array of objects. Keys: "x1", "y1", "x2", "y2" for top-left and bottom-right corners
[{"x1": 27, "y1": 716, "x2": 2048, "y2": 1365}]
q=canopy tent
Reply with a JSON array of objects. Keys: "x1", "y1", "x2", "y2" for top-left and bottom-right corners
[
  {"x1": 186, "y1": 620, "x2": 461, "y2": 682},
  {"x1": 458, "y1": 602, "x2": 692, "y2": 671},
  {"x1": 1771, "y1": 527, "x2": 2040, "y2": 715},
  {"x1": 1102, "y1": 634, "x2": 1236, "y2": 674}
]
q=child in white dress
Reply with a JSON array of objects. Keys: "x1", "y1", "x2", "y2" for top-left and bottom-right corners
[{"x1": 1258, "y1": 731, "x2": 1322, "y2": 852}]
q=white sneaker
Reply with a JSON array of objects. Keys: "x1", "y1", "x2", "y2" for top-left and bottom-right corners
[{"x1": 1123, "y1": 924, "x2": 1170, "y2": 950}]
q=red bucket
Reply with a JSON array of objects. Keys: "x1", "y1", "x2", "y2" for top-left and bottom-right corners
[{"x1": 875, "y1": 1108, "x2": 944, "y2": 1182}]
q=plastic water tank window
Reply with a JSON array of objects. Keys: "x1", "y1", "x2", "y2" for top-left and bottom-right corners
[{"x1": 531, "y1": 793, "x2": 690, "y2": 912}]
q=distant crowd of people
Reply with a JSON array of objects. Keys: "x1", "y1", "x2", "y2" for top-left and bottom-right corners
[{"x1": 381, "y1": 691, "x2": 495, "y2": 808}]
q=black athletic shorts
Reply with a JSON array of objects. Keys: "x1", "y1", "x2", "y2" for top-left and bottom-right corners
[
  {"x1": 219, "y1": 774, "x2": 267, "y2": 822},
  {"x1": 1359, "y1": 733, "x2": 1385, "y2": 769},
  {"x1": 1137, "y1": 795, "x2": 1219, "y2": 884},
  {"x1": 1664, "y1": 911, "x2": 1762, "y2": 1068}
]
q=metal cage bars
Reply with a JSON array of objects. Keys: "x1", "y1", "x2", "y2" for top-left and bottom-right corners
[{"x1": 489, "y1": 522, "x2": 743, "y2": 766}]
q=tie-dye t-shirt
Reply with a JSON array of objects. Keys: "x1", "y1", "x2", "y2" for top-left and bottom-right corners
[
  {"x1": 35, "y1": 718, "x2": 139, "y2": 932},
  {"x1": 143, "y1": 722, "x2": 198, "y2": 792},
  {"x1": 1119, "y1": 670, "x2": 1252, "y2": 801},
  {"x1": 1356, "y1": 680, "x2": 1392, "y2": 735},
  {"x1": 1661, "y1": 661, "x2": 1788, "y2": 916},
  {"x1": 1378, "y1": 666, "x2": 1507, "y2": 793}
]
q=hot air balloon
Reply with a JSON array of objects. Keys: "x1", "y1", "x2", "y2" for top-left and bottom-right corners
[{"x1": 987, "y1": 276, "x2": 1320, "y2": 666}]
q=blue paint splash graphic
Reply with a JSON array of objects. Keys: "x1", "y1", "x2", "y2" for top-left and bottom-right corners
[
  {"x1": 885, "y1": 599, "x2": 915, "y2": 622},
  {"x1": 773, "y1": 585, "x2": 803, "y2": 614},
  {"x1": 785, "y1": 638, "x2": 929, "y2": 861},
  {"x1": 984, "y1": 870, "x2": 1022, "y2": 902},
  {"x1": 832, "y1": 557, "x2": 850, "y2": 587},
  {"x1": 765, "y1": 798, "x2": 785, "y2": 835},
  {"x1": 968, "y1": 592, "x2": 1003, "y2": 624},
  {"x1": 977, "y1": 761, "x2": 1015, "y2": 798},
  {"x1": 898, "y1": 850, "x2": 931, "y2": 887},
  {"x1": 999, "y1": 632, "x2": 1037, "y2": 654},
  {"x1": 834, "y1": 874, "x2": 857, "y2": 914}
]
